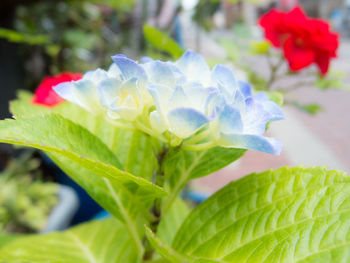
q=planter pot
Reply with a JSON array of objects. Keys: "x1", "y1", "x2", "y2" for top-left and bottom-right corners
[
  {"x1": 41, "y1": 153, "x2": 104, "y2": 224},
  {"x1": 41, "y1": 185, "x2": 79, "y2": 233}
]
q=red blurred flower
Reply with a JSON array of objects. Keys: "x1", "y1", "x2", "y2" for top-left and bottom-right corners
[
  {"x1": 32, "y1": 72, "x2": 82, "y2": 107},
  {"x1": 259, "y1": 6, "x2": 339, "y2": 75}
]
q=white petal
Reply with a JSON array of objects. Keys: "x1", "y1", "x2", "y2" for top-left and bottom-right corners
[
  {"x1": 175, "y1": 50, "x2": 211, "y2": 85},
  {"x1": 150, "y1": 110, "x2": 167, "y2": 134},
  {"x1": 167, "y1": 107, "x2": 209, "y2": 138}
]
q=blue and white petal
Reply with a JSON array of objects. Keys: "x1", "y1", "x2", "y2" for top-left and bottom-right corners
[
  {"x1": 175, "y1": 50, "x2": 211, "y2": 85},
  {"x1": 211, "y1": 64, "x2": 237, "y2": 96},
  {"x1": 110, "y1": 102, "x2": 139, "y2": 121},
  {"x1": 54, "y1": 80, "x2": 102, "y2": 113},
  {"x1": 120, "y1": 78, "x2": 143, "y2": 109},
  {"x1": 238, "y1": 81, "x2": 252, "y2": 98},
  {"x1": 98, "y1": 78, "x2": 122, "y2": 108},
  {"x1": 150, "y1": 110, "x2": 168, "y2": 134},
  {"x1": 107, "y1": 63, "x2": 122, "y2": 79},
  {"x1": 111, "y1": 55, "x2": 147, "y2": 82},
  {"x1": 242, "y1": 98, "x2": 271, "y2": 134},
  {"x1": 253, "y1": 92, "x2": 285, "y2": 121},
  {"x1": 147, "y1": 85, "x2": 173, "y2": 114},
  {"x1": 167, "y1": 86, "x2": 189, "y2": 110},
  {"x1": 83, "y1": 69, "x2": 109, "y2": 84},
  {"x1": 142, "y1": 61, "x2": 176, "y2": 86},
  {"x1": 217, "y1": 105, "x2": 243, "y2": 134},
  {"x1": 218, "y1": 133, "x2": 283, "y2": 155},
  {"x1": 167, "y1": 108, "x2": 210, "y2": 138},
  {"x1": 140, "y1": 56, "x2": 154, "y2": 63},
  {"x1": 185, "y1": 84, "x2": 217, "y2": 112}
]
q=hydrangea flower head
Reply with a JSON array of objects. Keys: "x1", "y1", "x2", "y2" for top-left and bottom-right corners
[{"x1": 54, "y1": 50, "x2": 284, "y2": 155}]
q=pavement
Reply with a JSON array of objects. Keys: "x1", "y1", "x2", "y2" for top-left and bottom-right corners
[{"x1": 182, "y1": 22, "x2": 350, "y2": 194}]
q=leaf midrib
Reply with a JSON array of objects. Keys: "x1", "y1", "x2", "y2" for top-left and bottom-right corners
[{"x1": 67, "y1": 232, "x2": 98, "y2": 263}]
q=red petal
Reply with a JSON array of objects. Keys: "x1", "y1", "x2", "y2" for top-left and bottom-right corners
[
  {"x1": 32, "y1": 72, "x2": 82, "y2": 107},
  {"x1": 259, "y1": 9, "x2": 286, "y2": 47},
  {"x1": 314, "y1": 53, "x2": 331, "y2": 75},
  {"x1": 283, "y1": 37, "x2": 315, "y2": 71}
]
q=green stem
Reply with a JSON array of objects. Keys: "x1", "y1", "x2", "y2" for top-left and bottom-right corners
[
  {"x1": 182, "y1": 141, "x2": 214, "y2": 151},
  {"x1": 265, "y1": 54, "x2": 284, "y2": 90},
  {"x1": 184, "y1": 129, "x2": 210, "y2": 145},
  {"x1": 142, "y1": 147, "x2": 169, "y2": 261}
]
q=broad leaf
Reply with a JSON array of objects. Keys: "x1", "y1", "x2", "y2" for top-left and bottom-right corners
[
  {"x1": 143, "y1": 25, "x2": 184, "y2": 59},
  {"x1": 0, "y1": 114, "x2": 166, "y2": 254},
  {"x1": 157, "y1": 198, "x2": 191, "y2": 245},
  {"x1": 145, "y1": 226, "x2": 190, "y2": 263},
  {"x1": 171, "y1": 167, "x2": 350, "y2": 263},
  {"x1": 0, "y1": 114, "x2": 165, "y2": 200},
  {"x1": 10, "y1": 90, "x2": 157, "y2": 181},
  {"x1": 163, "y1": 147, "x2": 245, "y2": 212},
  {"x1": 0, "y1": 218, "x2": 138, "y2": 263}
]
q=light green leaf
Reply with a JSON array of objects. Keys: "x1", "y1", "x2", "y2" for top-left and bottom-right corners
[
  {"x1": 0, "y1": 114, "x2": 166, "y2": 255},
  {"x1": 265, "y1": 90, "x2": 284, "y2": 106},
  {"x1": 288, "y1": 101, "x2": 323, "y2": 115},
  {"x1": 0, "y1": 28, "x2": 50, "y2": 45},
  {"x1": 143, "y1": 25, "x2": 184, "y2": 59},
  {"x1": 315, "y1": 71, "x2": 350, "y2": 91},
  {"x1": 172, "y1": 166, "x2": 350, "y2": 262},
  {"x1": 249, "y1": 41, "x2": 271, "y2": 55},
  {"x1": 0, "y1": 114, "x2": 165, "y2": 199},
  {"x1": 163, "y1": 147, "x2": 245, "y2": 212},
  {"x1": 0, "y1": 218, "x2": 138, "y2": 263},
  {"x1": 157, "y1": 198, "x2": 191, "y2": 245},
  {"x1": 10, "y1": 90, "x2": 157, "y2": 182},
  {"x1": 145, "y1": 226, "x2": 190, "y2": 263},
  {"x1": 216, "y1": 39, "x2": 240, "y2": 62}
]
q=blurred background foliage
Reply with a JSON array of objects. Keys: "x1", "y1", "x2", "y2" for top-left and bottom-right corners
[{"x1": 0, "y1": 150, "x2": 58, "y2": 233}]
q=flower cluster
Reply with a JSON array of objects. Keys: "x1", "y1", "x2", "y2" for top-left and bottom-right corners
[
  {"x1": 53, "y1": 51, "x2": 284, "y2": 155},
  {"x1": 259, "y1": 6, "x2": 339, "y2": 75},
  {"x1": 32, "y1": 72, "x2": 82, "y2": 107}
]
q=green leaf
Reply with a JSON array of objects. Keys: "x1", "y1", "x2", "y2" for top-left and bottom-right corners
[
  {"x1": 265, "y1": 90, "x2": 284, "y2": 106},
  {"x1": 0, "y1": 234, "x2": 18, "y2": 249},
  {"x1": 216, "y1": 39, "x2": 240, "y2": 62},
  {"x1": 0, "y1": 28, "x2": 50, "y2": 45},
  {"x1": 163, "y1": 147, "x2": 245, "y2": 212},
  {"x1": 0, "y1": 114, "x2": 165, "y2": 197},
  {"x1": 172, "y1": 166, "x2": 350, "y2": 262},
  {"x1": 157, "y1": 198, "x2": 191, "y2": 245},
  {"x1": 0, "y1": 218, "x2": 138, "y2": 263},
  {"x1": 145, "y1": 226, "x2": 190, "y2": 263},
  {"x1": 315, "y1": 71, "x2": 350, "y2": 91},
  {"x1": 143, "y1": 25, "x2": 184, "y2": 59},
  {"x1": 0, "y1": 114, "x2": 166, "y2": 255},
  {"x1": 10, "y1": 92, "x2": 161, "y2": 255},
  {"x1": 289, "y1": 101, "x2": 323, "y2": 115},
  {"x1": 249, "y1": 41, "x2": 271, "y2": 55},
  {"x1": 10, "y1": 90, "x2": 157, "y2": 182}
]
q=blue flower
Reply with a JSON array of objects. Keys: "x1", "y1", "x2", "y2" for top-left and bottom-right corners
[
  {"x1": 54, "y1": 57, "x2": 147, "y2": 121},
  {"x1": 54, "y1": 50, "x2": 284, "y2": 155}
]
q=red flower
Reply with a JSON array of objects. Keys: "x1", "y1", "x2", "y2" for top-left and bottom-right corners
[
  {"x1": 259, "y1": 6, "x2": 339, "y2": 75},
  {"x1": 32, "y1": 72, "x2": 82, "y2": 107}
]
